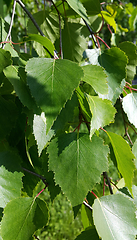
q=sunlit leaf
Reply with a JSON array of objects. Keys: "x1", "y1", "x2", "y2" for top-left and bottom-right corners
[
  {"x1": 107, "y1": 131, "x2": 135, "y2": 194},
  {"x1": 122, "y1": 92, "x2": 137, "y2": 128},
  {"x1": 119, "y1": 41, "x2": 137, "y2": 82},
  {"x1": 98, "y1": 47, "x2": 127, "y2": 104},
  {"x1": 33, "y1": 112, "x2": 54, "y2": 156},
  {"x1": 82, "y1": 65, "x2": 108, "y2": 95},
  {"x1": 132, "y1": 139, "x2": 137, "y2": 168},
  {"x1": 86, "y1": 95, "x2": 116, "y2": 138},
  {"x1": 66, "y1": 0, "x2": 89, "y2": 24},
  {"x1": 93, "y1": 193, "x2": 137, "y2": 240}
]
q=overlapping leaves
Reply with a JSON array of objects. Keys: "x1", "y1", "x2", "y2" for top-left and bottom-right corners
[{"x1": 26, "y1": 58, "x2": 83, "y2": 132}]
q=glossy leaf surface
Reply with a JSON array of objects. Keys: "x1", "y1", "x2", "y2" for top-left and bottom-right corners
[
  {"x1": 93, "y1": 193, "x2": 137, "y2": 240},
  {"x1": 122, "y1": 92, "x2": 137, "y2": 128}
]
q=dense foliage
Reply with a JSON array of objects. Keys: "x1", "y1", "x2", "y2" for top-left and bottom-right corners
[{"x1": 0, "y1": 0, "x2": 137, "y2": 239}]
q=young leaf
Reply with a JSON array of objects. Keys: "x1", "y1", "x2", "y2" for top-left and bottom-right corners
[
  {"x1": 86, "y1": 95, "x2": 116, "y2": 138},
  {"x1": 26, "y1": 58, "x2": 83, "y2": 132},
  {"x1": 132, "y1": 139, "x2": 137, "y2": 168},
  {"x1": 100, "y1": 11, "x2": 116, "y2": 33},
  {"x1": 122, "y1": 92, "x2": 137, "y2": 128},
  {"x1": 119, "y1": 42, "x2": 137, "y2": 83},
  {"x1": 98, "y1": 47, "x2": 127, "y2": 104},
  {"x1": 1, "y1": 197, "x2": 49, "y2": 240},
  {"x1": 66, "y1": 0, "x2": 90, "y2": 24},
  {"x1": 82, "y1": 65, "x2": 108, "y2": 95},
  {"x1": 48, "y1": 133, "x2": 109, "y2": 206},
  {"x1": 93, "y1": 193, "x2": 137, "y2": 240},
  {"x1": 33, "y1": 112, "x2": 54, "y2": 156},
  {"x1": 107, "y1": 131, "x2": 135, "y2": 195}
]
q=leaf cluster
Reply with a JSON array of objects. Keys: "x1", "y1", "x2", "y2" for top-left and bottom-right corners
[{"x1": 0, "y1": 0, "x2": 137, "y2": 239}]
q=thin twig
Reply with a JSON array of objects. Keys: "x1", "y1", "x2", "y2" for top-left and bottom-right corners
[
  {"x1": 50, "y1": 0, "x2": 63, "y2": 59},
  {"x1": 83, "y1": 201, "x2": 93, "y2": 211},
  {"x1": 22, "y1": 167, "x2": 47, "y2": 184},
  {"x1": 103, "y1": 172, "x2": 113, "y2": 194},
  {"x1": 33, "y1": 235, "x2": 40, "y2": 240},
  {"x1": 82, "y1": 18, "x2": 98, "y2": 48},
  {"x1": 16, "y1": 0, "x2": 54, "y2": 58},
  {"x1": 2, "y1": 0, "x2": 17, "y2": 49}
]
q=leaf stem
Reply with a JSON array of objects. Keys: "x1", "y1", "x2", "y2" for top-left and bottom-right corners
[
  {"x1": 95, "y1": 35, "x2": 110, "y2": 49},
  {"x1": 91, "y1": 191, "x2": 98, "y2": 198},
  {"x1": 21, "y1": 167, "x2": 47, "y2": 185},
  {"x1": 35, "y1": 186, "x2": 47, "y2": 198},
  {"x1": 103, "y1": 172, "x2": 113, "y2": 194},
  {"x1": 2, "y1": 0, "x2": 17, "y2": 49},
  {"x1": 83, "y1": 201, "x2": 93, "y2": 211},
  {"x1": 50, "y1": 0, "x2": 63, "y2": 59},
  {"x1": 82, "y1": 19, "x2": 99, "y2": 48}
]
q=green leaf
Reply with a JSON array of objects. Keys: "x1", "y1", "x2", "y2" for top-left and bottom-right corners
[
  {"x1": 3, "y1": 66, "x2": 40, "y2": 113},
  {"x1": 26, "y1": 58, "x2": 83, "y2": 132},
  {"x1": 122, "y1": 92, "x2": 137, "y2": 128},
  {"x1": 93, "y1": 193, "x2": 137, "y2": 240},
  {"x1": 75, "y1": 228, "x2": 99, "y2": 240},
  {"x1": 76, "y1": 86, "x2": 92, "y2": 124},
  {"x1": 1, "y1": 197, "x2": 49, "y2": 240},
  {"x1": 27, "y1": 11, "x2": 60, "y2": 43},
  {"x1": 53, "y1": 91, "x2": 79, "y2": 133},
  {"x1": 81, "y1": 0, "x2": 101, "y2": 16},
  {"x1": 0, "y1": 49, "x2": 12, "y2": 72},
  {"x1": 129, "y1": 7, "x2": 137, "y2": 31},
  {"x1": 119, "y1": 42, "x2": 137, "y2": 82},
  {"x1": 98, "y1": 47, "x2": 127, "y2": 104},
  {"x1": 0, "y1": 71, "x2": 13, "y2": 95},
  {"x1": 0, "y1": 150, "x2": 23, "y2": 208},
  {"x1": 86, "y1": 95, "x2": 116, "y2": 138},
  {"x1": 66, "y1": 0, "x2": 89, "y2": 24},
  {"x1": 107, "y1": 131, "x2": 135, "y2": 194},
  {"x1": 48, "y1": 133, "x2": 109, "y2": 206},
  {"x1": 132, "y1": 139, "x2": 137, "y2": 168},
  {"x1": 0, "y1": 96, "x2": 18, "y2": 140},
  {"x1": 81, "y1": 204, "x2": 92, "y2": 229},
  {"x1": 132, "y1": 185, "x2": 137, "y2": 209},
  {"x1": 33, "y1": 112, "x2": 54, "y2": 156},
  {"x1": 24, "y1": 34, "x2": 55, "y2": 57},
  {"x1": 100, "y1": 11, "x2": 116, "y2": 33},
  {"x1": 82, "y1": 65, "x2": 108, "y2": 95},
  {"x1": 60, "y1": 19, "x2": 87, "y2": 62}
]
